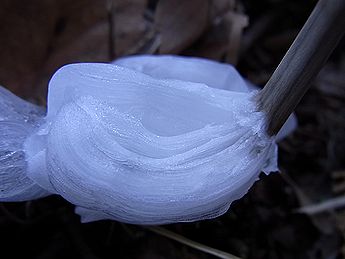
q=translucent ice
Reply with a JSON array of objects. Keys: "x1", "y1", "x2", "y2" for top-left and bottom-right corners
[
  {"x1": 0, "y1": 55, "x2": 295, "y2": 224},
  {"x1": 0, "y1": 87, "x2": 49, "y2": 201}
]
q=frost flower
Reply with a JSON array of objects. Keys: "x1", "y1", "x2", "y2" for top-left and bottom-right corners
[{"x1": 0, "y1": 55, "x2": 295, "y2": 224}]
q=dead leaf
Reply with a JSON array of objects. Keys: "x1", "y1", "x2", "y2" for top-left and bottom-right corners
[
  {"x1": 155, "y1": 0, "x2": 209, "y2": 54},
  {"x1": 225, "y1": 11, "x2": 248, "y2": 64},
  {"x1": 34, "y1": 0, "x2": 112, "y2": 98},
  {"x1": 52, "y1": 0, "x2": 110, "y2": 48},
  {"x1": 185, "y1": 0, "x2": 248, "y2": 64},
  {"x1": 114, "y1": 0, "x2": 149, "y2": 56},
  {"x1": 0, "y1": 0, "x2": 57, "y2": 97},
  {"x1": 210, "y1": 0, "x2": 236, "y2": 18}
]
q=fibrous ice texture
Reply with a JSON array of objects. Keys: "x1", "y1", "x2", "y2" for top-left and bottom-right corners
[
  {"x1": 0, "y1": 55, "x2": 295, "y2": 224},
  {"x1": 0, "y1": 87, "x2": 49, "y2": 201}
]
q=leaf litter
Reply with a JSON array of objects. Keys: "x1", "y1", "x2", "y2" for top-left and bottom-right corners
[{"x1": 0, "y1": 0, "x2": 344, "y2": 258}]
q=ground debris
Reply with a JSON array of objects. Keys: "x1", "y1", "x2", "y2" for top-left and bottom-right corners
[{"x1": 0, "y1": 0, "x2": 344, "y2": 258}]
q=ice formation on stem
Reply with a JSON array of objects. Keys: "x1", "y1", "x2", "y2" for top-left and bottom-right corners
[{"x1": 0, "y1": 55, "x2": 295, "y2": 224}]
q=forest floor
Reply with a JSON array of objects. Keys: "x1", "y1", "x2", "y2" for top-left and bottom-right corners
[{"x1": 0, "y1": 0, "x2": 345, "y2": 258}]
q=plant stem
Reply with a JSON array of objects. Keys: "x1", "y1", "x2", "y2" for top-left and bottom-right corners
[{"x1": 256, "y1": 0, "x2": 345, "y2": 136}]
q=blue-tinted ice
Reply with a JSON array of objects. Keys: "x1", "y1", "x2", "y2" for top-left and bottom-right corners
[{"x1": 0, "y1": 55, "x2": 296, "y2": 224}]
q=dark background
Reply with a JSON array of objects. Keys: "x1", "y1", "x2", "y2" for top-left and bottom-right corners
[{"x1": 1, "y1": 0, "x2": 345, "y2": 258}]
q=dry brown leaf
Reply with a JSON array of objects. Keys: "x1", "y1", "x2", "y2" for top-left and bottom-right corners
[
  {"x1": 0, "y1": 0, "x2": 113, "y2": 99},
  {"x1": 0, "y1": 0, "x2": 150, "y2": 98},
  {"x1": 185, "y1": 0, "x2": 247, "y2": 64},
  {"x1": 155, "y1": 0, "x2": 209, "y2": 54},
  {"x1": 210, "y1": 0, "x2": 236, "y2": 18},
  {"x1": 0, "y1": 0, "x2": 57, "y2": 97},
  {"x1": 114, "y1": 0, "x2": 149, "y2": 56},
  {"x1": 34, "y1": 1, "x2": 112, "y2": 97},
  {"x1": 36, "y1": 22, "x2": 110, "y2": 98},
  {"x1": 41, "y1": 0, "x2": 112, "y2": 68},
  {"x1": 52, "y1": 0, "x2": 110, "y2": 48},
  {"x1": 225, "y1": 11, "x2": 248, "y2": 64},
  {"x1": 188, "y1": 18, "x2": 231, "y2": 61}
]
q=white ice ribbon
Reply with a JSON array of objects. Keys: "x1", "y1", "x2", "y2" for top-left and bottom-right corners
[{"x1": 0, "y1": 55, "x2": 296, "y2": 224}]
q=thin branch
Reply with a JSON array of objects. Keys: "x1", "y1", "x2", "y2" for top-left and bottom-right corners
[
  {"x1": 146, "y1": 226, "x2": 242, "y2": 259},
  {"x1": 297, "y1": 195, "x2": 345, "y2": 215}
]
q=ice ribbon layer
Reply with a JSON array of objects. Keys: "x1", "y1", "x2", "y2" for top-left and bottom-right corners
[
  {"x1": 0, "y1": 87, "x2": 49, "y2": 201},
  {"x1": 0, "y1": 55, "x2": 292, "y2": 224}
]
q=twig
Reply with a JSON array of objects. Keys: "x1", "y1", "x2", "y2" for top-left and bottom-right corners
[
  {"x1": 146, "y1": 226, "x2": 242, "y2": 259},
  {"x1": 0, "y1": 203, "x2": 28, "y2": 224},
  {"x1": 297, "y1": 195, "x2": 345, "y2": 215},
  {"x1": 256, "y1": 0, "x2": 345, "y2": 136}
]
